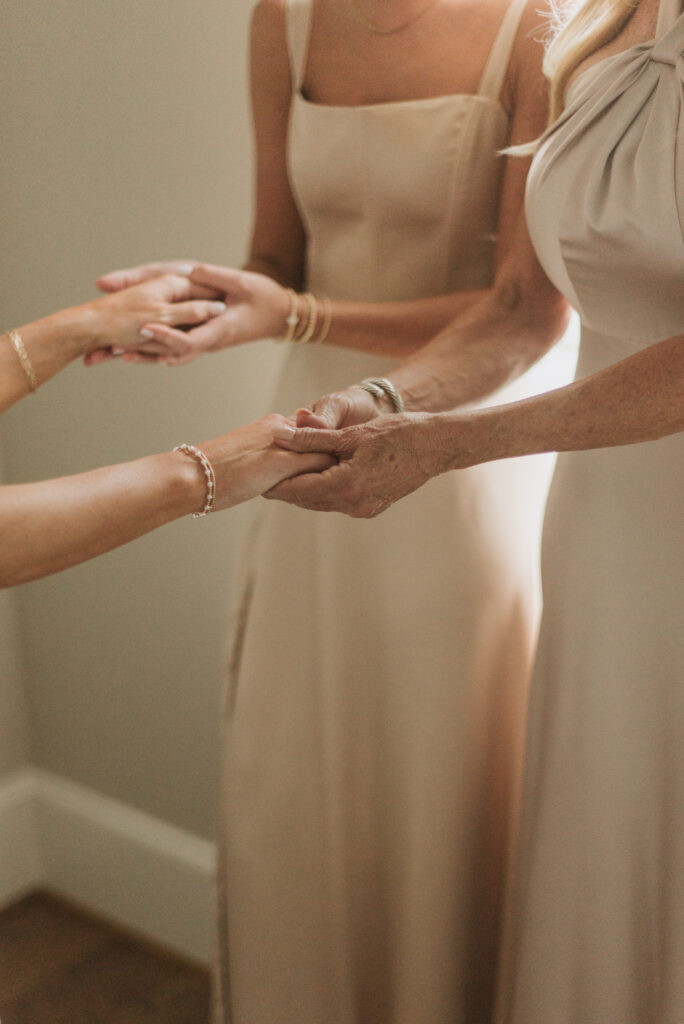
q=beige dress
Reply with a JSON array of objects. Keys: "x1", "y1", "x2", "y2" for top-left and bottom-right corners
[
  {"x1": 497, "y1": 1, "x2": 684, "y2": 1021},
  {"x1": 215, "y1": 3, "x2": 572, "y2": 1021}
]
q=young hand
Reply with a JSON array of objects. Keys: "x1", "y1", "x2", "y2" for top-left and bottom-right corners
[
  {"x1": 96, "y1": 261, "x2": 291, "y2": 365},
  {"x1": 82, "y1": 274, "x2": 226, "y2": 365}
]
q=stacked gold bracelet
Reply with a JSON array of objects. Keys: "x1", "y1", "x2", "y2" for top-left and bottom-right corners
[
  {"x1": 279, "y1": 291, "x2": 332, "y2": 345},
  {"x1": 7, "y1": 329, "x2": 38, "y2": 392}
]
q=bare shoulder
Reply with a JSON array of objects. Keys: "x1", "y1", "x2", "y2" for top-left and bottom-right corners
[{"x1": 502, "y1": 0, "x2": 551, "y2": 116}]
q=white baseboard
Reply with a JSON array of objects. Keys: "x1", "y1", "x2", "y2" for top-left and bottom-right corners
[{"x1": 0, "y1": 768, "x2": 215, "y2": 964}]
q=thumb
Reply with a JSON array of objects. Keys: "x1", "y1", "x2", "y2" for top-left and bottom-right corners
[
  {"x1": 271, "y1": 422, "x2": 349, "y2": 454},
  {"x1": 295, "y1": 406, "x2": 329, "y2": 429},
  {"x1": 189, "y1": 263, "x2": 246, "y2": 297}
]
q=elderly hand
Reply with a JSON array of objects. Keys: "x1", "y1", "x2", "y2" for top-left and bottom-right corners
[
  {"x1": 95, "y1": 261, "x2": 292, "y2": 365},
  {"x1": 265, "y1": 412, "x2": 456, "y2": 517},
  {"x1": 295, "y1": 384, "x2": 387, "y2": 430},
  {"x1": 83, "y1": 273, "x2": 226, "y2": 365}
]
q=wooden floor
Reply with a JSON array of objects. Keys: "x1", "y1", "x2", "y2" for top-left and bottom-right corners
[{"x1": 0, "y1": 890, "x2": 210, "y2": 1024}]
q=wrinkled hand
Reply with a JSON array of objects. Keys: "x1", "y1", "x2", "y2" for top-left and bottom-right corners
[
  {"x1": 96, "y1": 261, "x2": 291, "y2": 366},
  {"x1": 82, "y1": 274, "x2": 226, "y2": 365},
  {"x1": 294, "y1": 385, "x2": 386, "y2": 430},
  {"x1": 265, "y1": 412, "x2": 451, "y2": 517}
]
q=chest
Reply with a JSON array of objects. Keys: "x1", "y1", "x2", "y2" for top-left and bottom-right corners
[{"x1": 301, "y1": 0, "x2": 512, "y2": 106}]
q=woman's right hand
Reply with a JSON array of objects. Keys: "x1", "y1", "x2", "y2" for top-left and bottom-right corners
[
  {"x1": 190, "y1": 413, "x2": 335, "y2": 511},
  {"x1": 96, "y1": 261, "x2": 292, "y2": 365}
]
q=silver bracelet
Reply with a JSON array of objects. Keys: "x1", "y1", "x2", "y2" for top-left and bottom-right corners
[
  {"x1": 358, "y1": 377, "x2": 405, "y2": 413},
  {"x1": 173, "y1": 444, "x2": 216, "y2": 517}
]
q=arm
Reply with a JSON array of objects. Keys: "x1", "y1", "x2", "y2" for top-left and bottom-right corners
[
  {"x1": 268, "y1": 329, "x2": 684, "y2": 517},
  {"x1": 1, "y1": 274, "x2": 226, "y2": 412},
  {"x1": 95, "y1": 1, "x2": 560, "y2": 365},
  {"x1": 0, "y1": 415, "x2": 332, "y2": 587}
]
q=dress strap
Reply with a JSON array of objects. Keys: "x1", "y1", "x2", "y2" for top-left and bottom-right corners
[
  {"x1": 285, "y1": 0, "x2": 314, "y2": 92},
  {"x1": 478, "y1": 0, "x2": 528, "y2": 100},
  {"x1": 656, "y1": 0, "x2": 683, "y2": 35}
]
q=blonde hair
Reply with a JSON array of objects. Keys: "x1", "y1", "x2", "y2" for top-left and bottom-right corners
[{"x1": 545, "y1": 0, "x2": 639, "y2": 123}]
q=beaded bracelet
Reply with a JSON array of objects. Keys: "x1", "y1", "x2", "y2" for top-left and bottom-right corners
[
  {"x1": 8, "y1": 329, "x2": 38, "y2": 392},
  {"x1": 173, "y1": 444, "x2": 216, "y2": 517}
]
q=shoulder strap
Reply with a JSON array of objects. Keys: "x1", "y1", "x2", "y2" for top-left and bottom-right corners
[
  {"x1": 656, "y1": 0, "x2": 682, "y2": 36},
  {"x1": 285, "y1": 0, "x2": 314, "y2": 92},
  {"x1": 478, "y1": 0, "x2": 528, "y2": 100}
]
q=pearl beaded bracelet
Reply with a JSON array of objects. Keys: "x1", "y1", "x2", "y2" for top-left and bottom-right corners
[{"x1": 173, "y1": 444, "x2": 216, "y2": 517}]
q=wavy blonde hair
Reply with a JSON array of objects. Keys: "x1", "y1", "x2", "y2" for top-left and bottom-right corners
[{"x1": 545, "y1": 0, "x2": 639, "y2": 123}]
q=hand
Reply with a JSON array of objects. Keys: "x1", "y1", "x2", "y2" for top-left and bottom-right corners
[
  {"x1": 196, "y1": 414, "x2": 335, "y2": 511},
  {"x1": 294, "y1": 385, "x2": 388, "y2": 430},
  {"x1": 82, "y1": 274, "x2": 226, "y2": 365},
  {"x1": 264, "y1": 412, "x2": 452, "y2": 518},
  {"x1": 96, "y1": 261, "x2": 291, "y2": 365}
]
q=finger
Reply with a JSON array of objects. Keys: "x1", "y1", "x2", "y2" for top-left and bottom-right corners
[
  {"x1": 189, "y1": 263, "x2": 247, "y2": 297},
  {"x1": 83, "y1": 349, "x2": 115, "y2": 367},
  {"x1": 264, "y1": 470, "x2": 340, "y2": 510},
  {"x1": 271, "y1": 423, "x2": 353, "y2": 455},
  {"x1": 154, "y1": 299, "x2": 226, "y2": 328},
  {"x1": 279, "y1": 452, "x2": 336, "y2": 476},
  {"x1": 130, "y1": 339, "x2": 179, "y2": 357},
  {"x1": 96, "y1": 261, "x2": 196, "y2": 293},
  {"x1": 162, "y1": 318, "x2": 233, "y2": 365},
  {"x1": 295, "y1": 407, "x2": 330, "y2": 429},
  {"x1": 121, "y1": 351, "x2": 162, "y2": 364}
]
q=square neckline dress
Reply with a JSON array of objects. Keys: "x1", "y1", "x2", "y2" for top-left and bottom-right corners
[
  {"x1": 215, "y1": 3, "x2": 574, "y2": 1022},
  {"x1": 496, "y1": 1, "x2": 684, "y2": 1020}
]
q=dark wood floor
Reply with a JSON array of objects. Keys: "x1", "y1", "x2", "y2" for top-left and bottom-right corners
[{"x1": 0, "y1": 890, "x2": 210, "y2": 1024}]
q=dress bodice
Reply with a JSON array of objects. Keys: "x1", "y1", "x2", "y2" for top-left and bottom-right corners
[
  {"x1": 525, "y1": 0, "x2": 684, "y2": 353},
  {"x1": 285, "y1": 0, "x2": 527, "y2": 303}
]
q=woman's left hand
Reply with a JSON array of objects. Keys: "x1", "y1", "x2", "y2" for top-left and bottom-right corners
[{"x1": 265, "y1": 412, "x2": 457, "y2": 517}]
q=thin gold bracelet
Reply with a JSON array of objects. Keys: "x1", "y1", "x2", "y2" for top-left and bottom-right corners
[
  {"x1": 316, "y1": 296, "x2": 333, "y2": 344},
  {"x1": 281, "y1": 288, "x2": 300, "y2": 343},
  {"x1": 296, "y1": 293, "x2": 319, "y2": 345},
  {"x1": 8, "y1": 329, "x2": 38, "y2": 392}
]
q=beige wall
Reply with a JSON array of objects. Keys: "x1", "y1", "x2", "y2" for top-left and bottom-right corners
[
  {"x1": 0, "y1": 444, "x2": 31, "y2": 777},
  {"x1": 0, "y1": 0, "x2": 283, "y2": 836}
]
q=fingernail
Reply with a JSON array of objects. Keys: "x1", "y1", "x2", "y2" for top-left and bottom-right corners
[
  {"x1": 209, "y1": 301, "x2": 227, "y2": 314},
  {"x1": 176, "y1": 262, "x2": 195, "y2": 275},
  {"x1": 271, "y1": 424, "x2": 296, "y2": 441},
  {"x1": 140, "y1": 328, "x2": 156, "y2": 339}
]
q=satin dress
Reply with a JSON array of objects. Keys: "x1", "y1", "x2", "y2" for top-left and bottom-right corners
[
  {"x1": 215, "y1": 2, "x2": 574, "y2": 1021},
  {"x1": 497, "y1": 1, "x2": 684, "y2": 1020}
]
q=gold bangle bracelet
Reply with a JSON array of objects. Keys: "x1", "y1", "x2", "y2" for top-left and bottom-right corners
[
  {"x1": 281, "y1": 288, "x2": 300, "y2": 343},
  {"x1": 316, "y1": 296, "x2": 333, "y2": 344},
  {"x1": 8, "y1": 329, "x2": 38, "y2": 392},
  {"x1": 297, "y1": 293, "x2": 319, "y2": 345}
]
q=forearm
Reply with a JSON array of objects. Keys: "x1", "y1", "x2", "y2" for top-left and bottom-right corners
[
  {"x1": 439, "y1": 332, "x2": 684, "y2": 468},
  {"x1": 388, "y1": 281, "x2": 569, "y2": 412},
  {"x1": 244, "y1": 253, "x2": 485, "y2": 357},
  {"x1": 0, "y1": 452, "x2": 203, "y2": 588},
  {"x1": 1, "y1": 307, "x2": 95, "y2": 413},
  {"x1": 315, "y1": 290, "x2": 485, "y2": 358}
]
